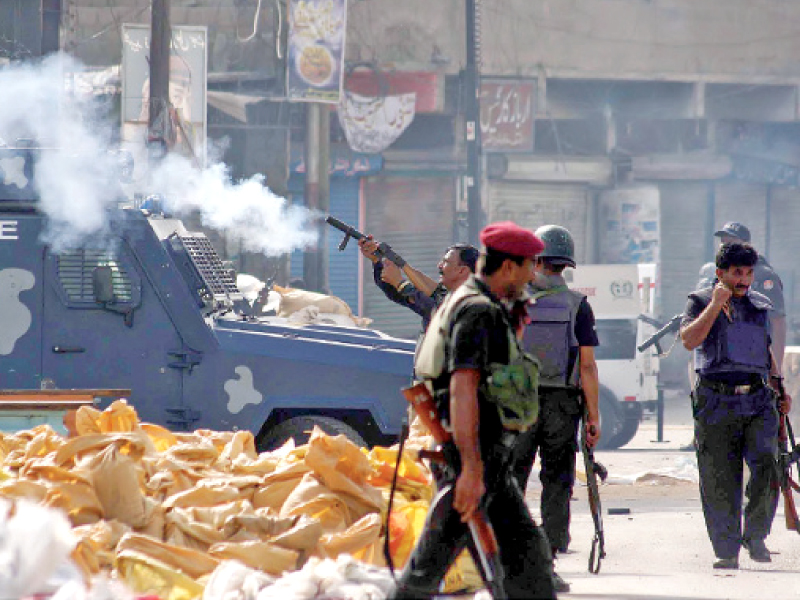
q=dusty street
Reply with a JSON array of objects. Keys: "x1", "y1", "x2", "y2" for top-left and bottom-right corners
[{"x1": 523, "y1": 391, "x2": 800, "y2": 600}]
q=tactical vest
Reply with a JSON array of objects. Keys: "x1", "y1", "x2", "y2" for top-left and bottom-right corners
[
  {"x1": 522, "y1": 274, "x2": 584, "y2": 387},
  {"x1": 415, "y1": 276, "x2": 541, "y2": 432},
  {"x1": 690, "y1": 288, "x2": 772, "y2": 377}
]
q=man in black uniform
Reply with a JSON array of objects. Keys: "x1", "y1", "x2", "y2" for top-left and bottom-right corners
[
  {"x1": 358, "y1": 237, "x2": 478, "y2": 330},
  {"x1": 696, "y1": 222, "x2": 786, "y2": 369},
  {"x1": 681, "y1": 242, "x2": 792, "y2": 570},
  {"x1": 391, "y1": 221, "x2": 556, "y2": 600},
  {"x1": 512, "y1": 224, "x2": 601, "y2": 593}
]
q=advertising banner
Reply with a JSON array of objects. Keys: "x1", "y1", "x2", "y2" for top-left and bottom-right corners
[
  {"x1": 287, "y1": 0, "x2": 348, "y2": 103},
  {"x1": 121, "y1": 24, "x2": 207, "y2": 173},
  {"x1": 480, "y1": 79, "x2": 535, "y2": 153},
  {"x1": 599, "y1": 186, "x2": 661, "y2": 264}
]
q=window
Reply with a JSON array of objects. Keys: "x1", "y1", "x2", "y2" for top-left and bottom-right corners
[
  {"x1": 594, "y1": 319, "x2": 637, "y2": 361},
  {"x1": 56, "y1": 249, "x2": 134, "y2": 304}
]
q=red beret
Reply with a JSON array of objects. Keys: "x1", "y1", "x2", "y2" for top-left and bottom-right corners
[{"x1": 480, "y1": 221, "x2": 544, "y2": 258}]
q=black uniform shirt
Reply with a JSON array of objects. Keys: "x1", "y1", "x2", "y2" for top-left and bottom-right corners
[
  {"x1": 440, "y1": 277, "x2": 511, "y2": 448},
  {"x1": 567, "y1": 298, "x2": 600, "y2": 380}
]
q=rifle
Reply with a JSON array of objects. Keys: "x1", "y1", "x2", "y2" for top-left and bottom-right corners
[
  {"x1": 773, "y1": 378, "x2": 800, "y2": 534},
  {"x1": 402, "y1": 382, "x2": 507, "y2": 600},
  {"x1": 580, "y1": 392, "x2": 608, "y2": 574},
  {"x1": 326, "y1": 216, "x2": 406, "y2": 267},
  {"x1": 637, "y1": 313, "x2": 684, "y2": 355}
]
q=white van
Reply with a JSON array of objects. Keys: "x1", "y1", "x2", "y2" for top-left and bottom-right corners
[{"x1": 564, "y1": 263, "x2": 659, "y2": 449}]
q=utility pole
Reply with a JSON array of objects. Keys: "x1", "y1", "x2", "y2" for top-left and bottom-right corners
[
  {"x1": 41, "y1": 0, "x2": 60, "y2": 55},
  {"x1": 148, "y1": 0, "x2": 171, "y2": 159},
  {"x1": 303, "y1": 103, "x2": 321, "y2": 292},
  {"x1": 318, "y1": 105, "x2": 330, "y2": 294},
  {"x1": 464, "y1": 0, "x2": 484, "y2": 245}
]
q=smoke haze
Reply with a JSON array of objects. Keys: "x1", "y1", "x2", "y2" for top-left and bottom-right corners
[{"x1": 0, "y1": 53, "x2": 318, "y2": 255}]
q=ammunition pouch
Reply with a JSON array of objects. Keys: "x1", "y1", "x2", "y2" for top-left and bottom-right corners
[{"x1": 484, "y1": 351, "x2": 540, "y2": 432}]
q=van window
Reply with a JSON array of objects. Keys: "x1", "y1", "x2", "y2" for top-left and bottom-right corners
[
  {"x1": 55, "y1": 249, "x2": 134, "y2": 304},
  {"x1": 594, "y1": 319, "x2": 637, "y2": 360}
]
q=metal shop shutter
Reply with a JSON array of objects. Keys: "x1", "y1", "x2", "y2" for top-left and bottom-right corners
[
  {"x1": 362, "y1": 176, "x2": 457, "y2": 339},
  {"x1": 766, "y1": 186, "x2": 800, "y2": 323},
  {"x1": 488, "y1": 182, "x2": 589, "y2": 264},
  {"x1": 658, "y1": 181, "x2": 711, "y2": 320},
  {"x1": 290, "y1": 178, "x2": 360, "y2": 312},
  {"x1": 714, "y1": 181, "x2": 768, "y2": 250},
  {"x1": 656, "y1": 181, "x2": 710, "y2": 384}
]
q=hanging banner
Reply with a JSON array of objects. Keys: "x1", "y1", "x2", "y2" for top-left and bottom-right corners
[
  {"x1": 598, "y1": 186, "x2": 661, "y2": 264},
  {"x1": 338, "y1": 91, "x2": 416, "y2": 154},
  {"x1": 480, "y1": 79, "x2": 535, "y2": 153},
  {"x1": 120, "y1": 24, "x2": 207, "y2": 178},
  {"x1": 287, "y1": 0, "x2": 348, "y2": 104}
]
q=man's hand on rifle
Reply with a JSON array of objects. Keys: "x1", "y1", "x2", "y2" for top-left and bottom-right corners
[
  {"x1": 454, "y1": 460, "x2": 485, "y2": 523},
  {"x1": 585, "y1": 416, "x2": 601, "y2": 449},
  {"x1": 770, "y1": 375, "x2": 793, "y2": 414},
  {"x1": 380, "y1": 259, "x2": 405, "y2": 288},
  {"x1": 357, "y1": 235, "x2": 381, "y2": 264}
]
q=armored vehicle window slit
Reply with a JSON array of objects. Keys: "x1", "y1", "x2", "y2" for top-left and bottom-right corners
[{"x1": 56, "y1": 250, "x2": 134, "y2": 304}]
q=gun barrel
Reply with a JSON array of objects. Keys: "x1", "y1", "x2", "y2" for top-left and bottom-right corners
[
  {"x1": 637, "y1": 314, "x2": 683, "y2": 353},
  {"x1": 325, "y1": 215, "x2": 365, "y2": 240}
]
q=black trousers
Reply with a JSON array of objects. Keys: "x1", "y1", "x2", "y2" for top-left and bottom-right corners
[
  {"x1": 511, "y1": 388, "x2": 582, "y2": 553},
  {"x1": 693, "y1": 383, "x2": 779, "y2": 559},
  {"x1": 390, "y1": 464, "x2": 556, "y2": 600}
]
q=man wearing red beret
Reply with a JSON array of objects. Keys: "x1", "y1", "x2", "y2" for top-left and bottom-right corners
[{"x1": 391, "y1": 221, "x2": 556, "y2": 600}]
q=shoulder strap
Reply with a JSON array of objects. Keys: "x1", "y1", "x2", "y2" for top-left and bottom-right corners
[{"x1": 530, "y1": 285, "x2": 569, "y2": 302}]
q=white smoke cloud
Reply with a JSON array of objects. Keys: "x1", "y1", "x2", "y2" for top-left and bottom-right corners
[
  {"x1": 149, "y1": 154, "x2": 318, "y2": 256},
  {"x1": 0, "y1": 53, "x2": 318, "y2": 255}
]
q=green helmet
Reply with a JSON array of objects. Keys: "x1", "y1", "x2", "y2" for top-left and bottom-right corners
[{"x1": 534, "y1": 225, "x2": 576, "y2": 268}]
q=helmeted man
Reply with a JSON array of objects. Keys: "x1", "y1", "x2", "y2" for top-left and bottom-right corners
[
  {"x1": 390, "y1": 221, "x2": 556, "y2": 600},
  {"x1": 358, "y1": 237, "x2": 478, "y2": 331},
  {"x1": 696, "y1": 222, "x2": 786, "y2": 369},
  {"x1": 681, "y1": 242, "x2": 792, "y2": 570},
  {"x1": 512, "y1": 224, "x2": 601, "y2": 593}
]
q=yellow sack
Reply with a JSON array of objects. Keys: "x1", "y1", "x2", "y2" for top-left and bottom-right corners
[
  {"x1": 77, "y1": 400, "x2": 140, "y2": 435},
  {"x1": 141, "y1": 423, "x2": 178, "y2": 453},
  {"x1": 280, "y1": 472, "x2": 351, "y2": 531},
  {"x1": 162, "y1": 485, "x2": 243, "y2": 510},
  {"x1": 387, "y1": 500, "x2": 429, "y2": 569},
  {"x1": 304, "y1": 428, "x2": 384, "y2": 513},
  {"x1": 318, "y1": 512, "x2": 382, "y2": 558},
  {"x1": 116, "y1": 533, "x2": 219, "y2": 579},
  {"x1": 87, "y1": 442, "x2": 148, "y2": 528},
  {"x1": 116, "y1": 550, "x2": 204, "y2": 600},
  {"x1": 43, "y1": 480, "x2": 104, "y2": 526},
  {"x1": 252, "y1": 462, "x2": 310, "y2": 511},
  {"x1": 216, "y1": 430, "x2": 258, "y2": 466},
  {"x1": 208, "y1": 540, "x2": 299, "y2": 575}
]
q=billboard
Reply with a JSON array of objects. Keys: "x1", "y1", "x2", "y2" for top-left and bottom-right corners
[
  {"x1": 121, "y1": 24, "x2": 207, "y2": 174},
  {"x1": 287, "y1": 0, "x2": 347, "y2": 103},
  {"x1": 480, "y1": 79, "x2": 535, "y2": 153}
]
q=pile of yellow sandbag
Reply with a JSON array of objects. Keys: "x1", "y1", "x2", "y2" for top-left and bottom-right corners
[{"x1": 0, "y1": 400, "x2": 450, "y2": 598}]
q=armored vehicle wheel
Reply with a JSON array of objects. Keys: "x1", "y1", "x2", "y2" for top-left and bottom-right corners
[
  {"x1": 257, "y1": 415, "x2": 367, "y2": 451},
  {"x1": 605, "y1": 408, "x2": 642, "y2": 449}
]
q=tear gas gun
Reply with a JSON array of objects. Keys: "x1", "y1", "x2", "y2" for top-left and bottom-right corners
[
  {"x1": 580, "y1": 390, "x2": 608, "y2": 574},
  {"x1": 637, "y1": 313, "x2": 684, "y2": 355},
  {"x1": 325, "y1": 216, "x2": 406, "y2": 268},
  {"x1": 773, "y1": 377, "x2": 800, "y2": 534},
  {"x1": 402, "y1": 382, "x2": 507, "y2": 600}
]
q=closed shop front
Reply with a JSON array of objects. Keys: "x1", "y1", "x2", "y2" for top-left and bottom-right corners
[
  {"x1": 650, "y1": 181, "x2": 711, "y2": 385},
  {"x1": 362, "y1": 175, "x2": 457, "y2": 339},
  {"x1": 767, "y1": 186, "x2": 800, "y2": 331},
  {"x1": 487, "y1": 181, "x2": 590, "y2": 263},
  {"x1": 714, "y1": 181, "x2": 768, "y2": 250}
]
